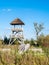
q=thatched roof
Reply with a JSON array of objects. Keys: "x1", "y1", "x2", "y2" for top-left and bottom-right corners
[{"x1": 10, "y1": 18, "x2": 25, "y2": 25}]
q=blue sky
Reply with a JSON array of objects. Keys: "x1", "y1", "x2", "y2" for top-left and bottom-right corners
[{"x1": 0, "y1": 0, "x2": 49, "y2": 39}]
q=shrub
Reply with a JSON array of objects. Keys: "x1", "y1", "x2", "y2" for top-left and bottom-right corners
[
  {"x1": 30, "y1": 39, "x2": 35, "y2": 46},
  {"x1": 42, "y1": 35, "x2": 49, "y2": 48},
  {"x1": 0, "y1": 40, "x2": 3, "y2": 45},
  {"x1": 3, "y1": 36, "x2": 9, "y2": 44},
  {"x1": 24, "y1": 39, "x2": 30, "y2": 44}
]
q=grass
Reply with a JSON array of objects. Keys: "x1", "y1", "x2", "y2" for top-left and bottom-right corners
[
  {"x1": 0, "y1": 45, "x2": 49, "y2": 65},
  {"x1": 0, "y1": 39, "x2": 49, "y2": 65}
]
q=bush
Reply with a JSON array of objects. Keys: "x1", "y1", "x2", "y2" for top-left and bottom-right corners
[
  {"x1": 0, "y1": 40, "x2": 3, "y2": 45},
  {"x1": 30, "y1": 39, "x2": 35, "y2": 46},
  {"x1": 24, "y1": 39, "x2": 30, "y2": 44},
  {"x1": 3, "y1": 36, "x2": 9, "y2": 44},
  {"x1": 37, "y1": 34, "x2": 45, "y2": 47},
  {"x1": 42, "y1": 35, "x2": 49, "y2": 48},
  {"x1": 3, "y1": 36, "x2": 19, "y2": 45},
  {"x1": 13, "y1": 39, "x2": 19, "y2": 45}
]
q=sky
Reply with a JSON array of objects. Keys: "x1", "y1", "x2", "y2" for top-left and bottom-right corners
[{"x1": 0, "y1": 0, "x2": 49, "y2": 39}]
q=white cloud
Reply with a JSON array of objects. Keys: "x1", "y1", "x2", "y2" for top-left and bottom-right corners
[
  {"x1": 2, "y1": 9, "x2": 12, "y2": 12},
  {"x1": 7, "y1": 9, "x2": 12, "y2": 12}
]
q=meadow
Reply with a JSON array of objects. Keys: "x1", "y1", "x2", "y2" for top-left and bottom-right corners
[{"x1": 0, "y1": 34, "x2": 49, "y2": 65}]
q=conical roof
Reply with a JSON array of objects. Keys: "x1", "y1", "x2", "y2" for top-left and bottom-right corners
[{"x1": 10, "y1": 18, "x2": 25, "y2": 25}]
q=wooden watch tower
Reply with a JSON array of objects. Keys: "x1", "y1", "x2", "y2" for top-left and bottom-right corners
[{"x1": 9, "y1": 18, "x2": 25, "y2": 44}]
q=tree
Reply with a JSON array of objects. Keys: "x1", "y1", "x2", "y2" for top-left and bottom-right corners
[{"x1": 34, "y1": 22, "x2": 44, "y2": 40}]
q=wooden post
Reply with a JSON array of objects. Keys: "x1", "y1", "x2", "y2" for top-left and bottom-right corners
[{"x1": 14, "y1": 25, "x2": 15, "y2": 29}]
